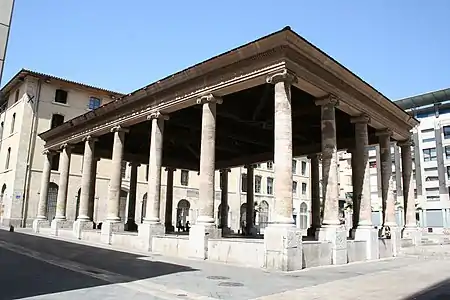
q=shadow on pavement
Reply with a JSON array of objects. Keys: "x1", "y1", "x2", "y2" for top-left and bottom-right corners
[
  {"x1": 0, "y1": 230, "x2": 196, "y2": 299},
  {"x1": 403, "y1": 278, "x2": 450, "y2": 299}
]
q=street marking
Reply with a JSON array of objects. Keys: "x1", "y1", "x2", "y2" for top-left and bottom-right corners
[{"x1": 0, "y1": 241, "x2": 215, "y2": 300}]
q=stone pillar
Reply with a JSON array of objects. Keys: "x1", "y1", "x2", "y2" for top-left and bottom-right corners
[
  {"x1": 164, "y1": 167, "x2": 175, "y2": 233},
  {"x1": 263, "y1": 69, "x2": 302, "y2": 271},
  {"x1": 87, "y1": 158, "x2": 99, "y2": 222},
  {"x1": 74, "y1": 136, "x2": 97, "y2": 238},
  {"x1": 245, "y1": 164, "x2": 256, "y2": 235},
  {"x1": 101, "y1": 125, "x2": 128, "y2": 244},
  {"x1": 315, "y1": 95, "x2": 347, "y2": 265},
  {"x1": 51, "y1": 144, "x2": 73, "y2": 235},
  {"x1": 189, "y1": 94, "x2": 222, "y2": 259},
  {"x1": 125, "y1": 162, "x2": 140, "y2": 231},
  {"x1": 307, "y1": 153, "x2": 321, "y2": 237},
  {"x1": 350, "y1": 115, "x2": 378, "y2": 260},
  {"x1": 377, "y1": 129, "x2": 400, "y2": 256},
  {"x1": 32, "y1": 150, "x2": 55, "y2": 233},
  {"x1": 399, "y1": 138, "x2": 421, "y2": 245},
  {"x1": 220, "y1": 168, "x2": 231, "y2": 235},
  {"x1": 139, "y1": 112, "x2": 168, "y2": 250}
]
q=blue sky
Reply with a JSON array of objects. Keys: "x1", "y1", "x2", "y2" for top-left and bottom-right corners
[{"x1": 2, "y1": 0, "x2": 449, "y2": 100}]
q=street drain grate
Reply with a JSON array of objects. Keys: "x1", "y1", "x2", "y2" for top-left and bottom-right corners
[
  {"x1": 218, "y1": 282, "x2": 244, "y2": 287},
  {"x1": 207, "y1": 275, "x2": 230, "y2": 280}
]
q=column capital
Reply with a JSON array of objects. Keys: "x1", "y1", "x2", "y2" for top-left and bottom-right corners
[
  {"x1": 129, "y1": 162, "x2": 141, "y2": 168},
  {"x1": 147, "y1": 111, "x2": 170, "y2": 121},
  {"x1": 110, "y1": 125, "x2": 129, "y2": 133},
  {"x1": 196, "y1": 94, "x2": 223, "y2": 105},
  {"x1": 42, "y1": 149, "x2": 57, "y2": 156},
  {"x1": 165, "y1": 167, "x2": 176, "y2": 172},
  {"x1": 266, "y1": 68, "x2": 297, "y2": 85},
  {"x1": 82, "y1": 135, "x2": 98, "y2": 143},
  {"x1": 219, "y1": 168, "x2": 231, "y2": 173},
  {"x1": 350, "y1": 114, "x2": 371, "y2": 124},
  {"x1": 375, "y1": 128, "x2": 393, "y2": 137},
  {"x1": 59, "y1": 143, "x2": 74, "y2": 151},
  {"x1": 398, "y1": 138, "x2": 414, "y2": 147},
  {"x1": 315, "y1": 94, "x2": 339, "y2": 107}
]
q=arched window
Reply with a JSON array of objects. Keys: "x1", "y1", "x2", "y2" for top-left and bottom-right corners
[
  {"x1": 10, "y1": 113, "x2": 15, "y2": 134},
  {"x1": 141, "y1": 193, "x2": 147, "y2": 223},
  {"x1": 5, "y1": 147, "x2": 11, "y2": 170},
  {"x1": 299, "y1": 202, "x2": 308, "y2": 229},
  {"x1": 47, "y1": 183, "x2": 58, "y2": 221},
  {"x1": 0, "y1": 184, "x2": 6, "y2": 219},
  {"x1": 258, "y1": 201, "x2": 269, "y2": 229},
  {"x1": 176, "y1": 200, "x2": 190, "y2": 229}
]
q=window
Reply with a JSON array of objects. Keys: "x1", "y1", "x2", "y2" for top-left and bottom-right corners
[
  {"x1": 446, "y1": 146, "x2": 450, "y2": 159},
  {"x1": 51, "y1": 153, "x2": 60, "y2": 171},
  {"x1": 255, "y1": 163, "x2": 261, "y2": 168},
  {"x1": 50, "y1": 114, "x2": 64, "y2": 129},
  {"x1": 299, "y1": 203, "x2": 308, "y2": 230},
  {"x1": 301, "y1": 161, "x2": 307, "y2": 175},
  {"x1": 241, "y1": 174, "x2": 248, "y2": 192},
  {"x1": 10, "y1": 113, "x2": 15, "y2": 134},
  {"x1": 89, "y1": 97, "x2": 101, "y2": 110},
  {"x1": 293, "y1": 181, "x2": 297, "y2": 195},
  {"x1": 422, "y1": 137, "x2": 436, "y2": 143},
  {"x1": 301, "y1": 182, "x2": 307, "y2": 195},
  {"x1": 255, "y1": 175, "x2": 262, "y2": 193},
  {"x1": 426, "y1": 176, "x2": 439, "y2": 181},
  {"x1": 0, "y1": 122, "x2": 3, "y2": 140},
  {"x1": 146, "y1": 165, "x2": 149, "y2": 181},
  {"x1": 423, "y1": 148, "x2": 437, "y2": 162},
  {"x1": 447, "y1": 166, "x2": 450, "y2": 179},
  {"x1": 54, "y1": 89, "x2": 68, "y2": 104},
  {"x1": 424, "y1": 167, "x2": 438, "y2": 172},
  {"x1": 267, "y1": 161, "x2": 273, "y2": 170},
  {"x1": 181, "y1": 170, "x2": 189, "y2": 186},
  {"x1": 422, "y1": 128, "x2": 434, "y2": 133},
  {"x1": 120, "y1": 161, "x2": 127, "y2": 178},
  {"x1": 267, "y1": 177, "x2": 273, "y2": 195},
  {"x1": 444, "y1": 126, "x2": 450, "y2": 139},
  {"x1": 292, "y1": 160, "x2": 297, "y2": 174},
  {"x1": 14, "y1": 89, "x2": 20, "y2": 103},
  {"x1": 369, "y1": 161, "x2": 377, "y2": 168},
  {"x1": 5, "y1": 147, "x2": 10, "y2": 169}
]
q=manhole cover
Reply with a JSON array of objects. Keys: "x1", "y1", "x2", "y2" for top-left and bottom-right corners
[
  {"x1": 207, "y1": 275, "x2": 230, "y2": 280},
  {"x1": 218, "y1": 282, "x2": 244, "y2": 287}
]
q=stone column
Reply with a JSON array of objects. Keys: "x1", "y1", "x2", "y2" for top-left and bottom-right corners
[
  {"x1": 315, "y1": 95, "x2": 347, "y2": 265},
  {"x1": 164, "y1": 167, "x2": 175, "y2": 233},
  {"x1": 307, "y1": 153, "x2": 321, "y2": 237},
  {"x1": 139, "y1": 112, "x2": 168, "y2": 250},
  {"x1": 350, "y1": 115, "x2": 378, "y2": 260},
  {"x1": 399, "y1": 138, "x2": 421, "y2": 245},
  {"x1": 51, "y1": 144, "x2": 73, "y2": 235},
  {"x1": 101, "y1": 125, "x2": 128, "y2": 244},
  {"x1": 189, "y1": 94, "x2": 222, "y2": 259},
  {"x1": 32, "y1": 150, "x2": 55, "y2": 233},
  {"x1": 125, "y1": 162, "x2": 140, "y2": 231},
  {"x1": 377, "y1": 129, "x2": 400, "y2": 256},
  {"x1": 87, "y1": 157, "x2": 99, "y2": 222},
  {"x1": 74, "y1": 136, "x2": 97, "y2": 238},
  {"x1": 263, "y1": 69, "x2": 302, "y2": 272},
  {"x1": 245, "y1": 164, "x2": 256, "y2": 235},
  {"x1": 220, "y1": 168, "x2": 230, "y2": 235}
]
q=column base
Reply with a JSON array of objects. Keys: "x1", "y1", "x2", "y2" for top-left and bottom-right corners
[
  {"x1": 124, "y1": 220, "x2": 138, "y2": 232},
  {"x1": 50, "y1": 219, "x2": 72, "y2": 236},
  {"x1": 402, "y1": 226, "x2": 421, "y2": 246},
  {"x1": 307, "y1": 226, "x2": 318, "y2": 238},
  {"x1": 264, "y1": 226, "x2": 302, "y2": 271},
  {"x1": 73, "y1": 219, "x2": 94, "y2": 239},
  {"x1": 189, "y1": 224, "x2": 220, "y2": 260},
  {"x1": 351, "y1": 226, "x2": 379, "y2": 260},
  {"x1": 32, "y1": 219, "x2": 49, "y2": 233},
  {"x1": 100, "y1": 221, "x2": 124, "y2": 245},
  {"x1": 138, "y1": 223, "x2": 165, "y2": 251},
  {"x1": 165, "y1": 223, "x2": 175, "y2": 234},
  {"x1": 316, "y1": 225, "x2": 347, "y2": 265}
]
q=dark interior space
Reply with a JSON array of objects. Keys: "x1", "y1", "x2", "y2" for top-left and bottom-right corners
[{"x1": 70, "y1": 84, "x2": 378, "y2": 170}]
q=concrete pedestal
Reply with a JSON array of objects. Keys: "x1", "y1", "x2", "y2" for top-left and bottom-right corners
[
  {"x1": 317, "y1": 225, "x2": 347, "y2": 265},
  {"x1": 189, "y1": 224, "x2": 220, "y2": 260},
  {"x1": 352, "y1": 227, "x2": 379, "y2": 260},
  {"x1": 403, "y1": 227, "x2": 421, "y2": 246},
  {"x1": 50, "y1": 219, "x2": 72, "y2": 236},
  {"x1": 73, "y1": 220, "x2": 94, "y2": 239},
  {"x1": 32, "y1": 219, "x2": 49, "y2": 233},
  {"x1": 100, "y1": 221, "x2": 124, "y2": 244},
  {"x1": 138, "y1": 223, "x2": 165, "y2": 251},
  {"x1": 264, "y1": 226, "x2": 302, "y2": 271}
]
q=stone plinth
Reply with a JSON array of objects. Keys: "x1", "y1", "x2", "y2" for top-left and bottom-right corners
[
  {"x1": 50, "y1": 219, "x2": 72, "y2": 236},
  {"x1": 316, "y1": 225, "x2": 347, "y2": 265},
  {"x1": 352, "y1": 227, "x2": 379, "y2": 260},
  {"x1": 32, "y1": 219, "x2": 49, "y2": 233},
  {"x1": 264, "y1": 226, "x2": 302, "y2": 271},
  {"x1": 138, "y1": 223, "x2": 165, "y2": 251},
  {"x1": 390, "y1": 226, "x2": 401, "y2": 256},
  {"x1": 189, "y1": 224, "x2": 221, "y2": 259},
  {"x1": 73, "y1": 219, "x2": 94, "y2": 239},
  {"x1": 100, "y1": 221, "x2": 124, "y2": 244},
  {"x1": 403, "y1": 227, "x2": 422, "y2": 246}
]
